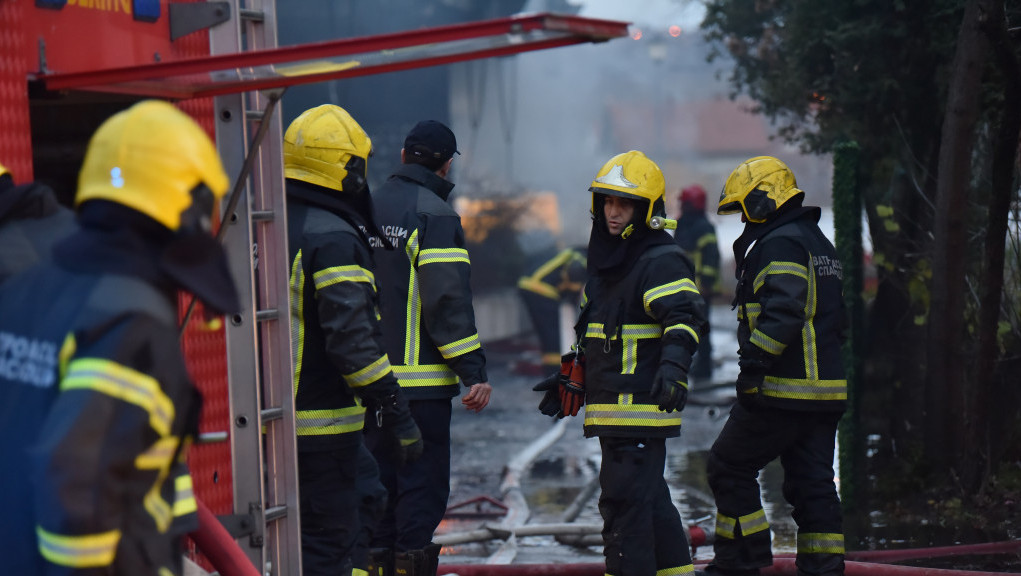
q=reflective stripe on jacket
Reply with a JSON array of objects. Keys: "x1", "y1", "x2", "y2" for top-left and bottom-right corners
[
  {"x1": 371, "y1": 164, "x2": 487, "y2": 400},
  {"x1": 580, "y1": 244, "x2": 706, "y2": 438},
  {"x1": 734, "y1": 208, "x2": 847, "y2": 411},
  {"x1": 516, "y1": 248, "x2": 588, "y2": 301}
]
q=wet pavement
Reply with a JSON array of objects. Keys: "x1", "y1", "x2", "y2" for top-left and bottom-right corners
[{"x1": 440, "y1": 305, "x2": 803, "y2": 566}]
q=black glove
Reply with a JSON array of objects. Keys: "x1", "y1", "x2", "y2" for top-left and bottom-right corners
[
  {"x1": 375, "y1": 393, "x2": 423, "y2": 467},
  {"x1": 532, "y1": 372, "x2": 563, "y2": 418},
  {"x1": 736, "y1": 345, "x2": 771, "y2": 395},
  {"x1": 650, "y1": 361, "x2": 688, "y2": 412}
]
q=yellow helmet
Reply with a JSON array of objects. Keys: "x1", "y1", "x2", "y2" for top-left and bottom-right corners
[
  {"x1": 588, "y1": 150, "x2": 675, "y2": 231},
  {"x1": 284, "y1": 104, "x2": 372, "y2": 194},
  {"x1": 718, "y1": 156, "x2": 804, "y2": 223},
  {"x1": 0, "y1": 162, "x2": 9, "y2": 179},
  {"x1": 76, "y1": 100, "x2": 229, "y2": 231}
]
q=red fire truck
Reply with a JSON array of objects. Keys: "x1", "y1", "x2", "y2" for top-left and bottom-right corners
[{"x1": 0, "y1": 1, "x2": 627, "y2": 574}]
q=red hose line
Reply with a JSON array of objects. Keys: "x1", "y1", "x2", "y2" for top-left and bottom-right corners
[
  {"x1": 438, "y1": 559, "x2": 1011, "y2": 576},
  {"x1": 844, "y1": 540, "x2": 1021, "y2": 563},
  {"x1": 190, "y1": 498, "x2": 262, "y2": 576}
]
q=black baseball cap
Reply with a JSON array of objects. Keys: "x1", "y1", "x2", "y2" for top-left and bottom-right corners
[{"x1": 404, "y1": 120, "x2": 460, "y2": 166}]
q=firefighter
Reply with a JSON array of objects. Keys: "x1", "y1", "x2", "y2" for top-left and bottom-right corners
[
  {"x1": 534, "y1": 150, "x2": 707, "y2": 576},
  {"x1": 0, "y1": 161, "x2": 75, "y2": 285},
  {"x1": 367, "y1": 119, "x2": 491, "y2": 575},
  {"x1": 673, "y1": 184, "x2": 721, "y2": 383},
  {"x1": 0, "y1": 100, "x2": 240, "y2": 575},
  {"x1": 282, "y1": 104, "x2": 424, "y2": 576},
  {"x1": 703, "y1": 156, "x2": 846, "y2": 576},
  {"x1": 516, "y1": 245, "x2": 588, "y2": 373}
]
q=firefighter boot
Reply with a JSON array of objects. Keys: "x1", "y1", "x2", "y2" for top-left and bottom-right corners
[
  {"x1": 368, "y1": 548, "x2": 394, "y2": 576},
  {"x1": 393, "y1": 543, "x2": 441, "y2": 576},
  {"x1": 796, "y1": 552, "x2": 845, "y2": 576},
  {"x1": 702, "y1": 565, "x2": 760, "y2": 576}
]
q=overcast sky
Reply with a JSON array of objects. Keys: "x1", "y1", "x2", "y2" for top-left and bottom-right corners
[{"x1": 575, "y1": 0, "x2": 706, "y2": 30}]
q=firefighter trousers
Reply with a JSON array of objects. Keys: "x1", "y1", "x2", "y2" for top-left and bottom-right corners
[
  {"x1": 298, "y1": 443, "x2": 360, "y2": 576},
  {"x1": 706, "y1": 399, "x2": 845, "y2": 576},
  {"x1": 367, "y1": 398, "x2": 452, "y2": 552},
  {"x1": 598, "y1": 436, "x2": 694, "y2": 576},
  {"x1": 520, "y1": 289, "x2": 563, "y2": 373}
]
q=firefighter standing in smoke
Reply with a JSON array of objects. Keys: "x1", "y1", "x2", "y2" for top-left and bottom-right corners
[
  {"x1": 534, "y1": 150, "x2": 707, "y2": 576},
  {"x1": 516, "y1": 245, "x2": 588, "y2": 374},
  {"x1": 0, "y1": 100, "x2": 240, "y2": 576},
  {"x1": 282, "y1": 104, "x2": 423, "y2": 576},
  {"x1": 703, "y1": 156, "x2": 847, "y2": 576},
  {"x1": 367, "y1": 120, "x2": 492, "y2": 576},
  {"x1": 673, "y1": 184, "x2": 721, "y2": 383}
]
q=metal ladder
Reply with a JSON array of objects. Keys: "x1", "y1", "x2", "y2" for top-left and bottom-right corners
[{"x1": 210, "y1": 0, "x2": 301, "y2": 573}]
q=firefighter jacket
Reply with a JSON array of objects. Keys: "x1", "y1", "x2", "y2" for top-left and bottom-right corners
[
  {"x1": 517, "y1": 247, "x2": 588, "y2": 303},
  {"x1": 371, "y1": 163, "x2": 487, "y2": 400},
  {"x1": 733, "y1": 206, "x2": 847, "y2": 412},
  {"x1": 579, "y1": 243, "x2": 706, "y2": 439},
  {"x1": 0, "y1": 220, "x2": 200, "y2": 576},
  {"x1": 0, "y1": 181, "x2": 75, "y2": 285},
  {"x1": 286, "y1": 183, "x2": 405, "y2": 452},
  {"x1": 674, "y1": 210, "x2": 720, "y2": 296}
]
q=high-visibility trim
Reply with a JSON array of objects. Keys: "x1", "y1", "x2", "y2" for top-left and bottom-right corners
[
  {"x1": 584, "y1": 402, "x2": 681, "y2": 428},
  {"x1": 716, "y1": 512, "x2": 737, "y2": 539},
  {"x1": 37, "y1": 526, "x2": 121, "y2": 568},
  {"x1": 58, "y1": 333, "x2": 76, "y2": 381},
  {"x1": 696, "y1": 232, "x2": 717, "y2": 250},
  {"x1": 663, "y1": 322, "x2": 699, "y2": 343},
  {"x1": 136, "y1": 436, "x2": 177, "y2": 532},
  {"x1": 585, "y1": 322, "x2": 607, "y2": 340},
  {"x1": 290, "y1": 251, "x2": 307, "y2": 397},
  {"x1": 753, "y1": 261, "x2": 808, "y2": 293},
  {"x1": 516, "y1": 276, "x2": 559, "y2": 300},
  {"x1": 656, "y1": 564, "x2": 696, "y2": 575},
  {"x1": 541, "y1": 352, "x2": 562, "y2": 366},
  {"x1": 352, "y1": 569, "x2": 369, "y2": 576},
  {"x1": 803, "y1": 251, "x2": 820, "y2": 381},
  {"x1": 739, "y1": 508, "x2": 769, "y2": 536},
  {"x1": 404, "y1": 230, "x2": 422, "y2": 365},
  {"x1": 62, "y1": 358, "x2": 174, "y2": 437},
  {"x1": 418, "y1": 247, "x2": 470, "y2": 265},
  {"x1": 642, "y1": 278, "x2": 699, "y2": 316},
  {"x1": 750, "y1": 330, "x2": 785, "y2": 356},
  {"x1": 619, "y1": 323, "x2": 662, "y2": 375},
  {"x1": 313, "y1": 264, "x2": 375, "y2": 291},
  {"x1": 173, "y1": 473, "x2": 197, "y2": 517},
  {"x1": 737, "y1": 303, "x2": 762, "y2": 326},
  {"x1": 392, "y1": 364, "x2": 459, "y2": 388},
  {"x1": 344, "y1": 354, "x2": 392, "y2": 388},
  {"x1": 797, "y1": 532, "x2": 845, "y2": 554},
  {"x1": 295, "y1": 406, "x2": 366, "y2": 435},
  {"x1": 437, "y1": 333, "x2": 482, "y2": 359},
  {"x1": 761, "y1": 376, "x2": 847, "y2": 401}
]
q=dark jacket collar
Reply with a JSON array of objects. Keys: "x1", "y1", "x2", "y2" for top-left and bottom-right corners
[
  {"x1": 392, "y1": 163, "x2": 455, "y2": 202},
  {"x1": 0, "y1": 182, "x2": 65, "y2": 224}
]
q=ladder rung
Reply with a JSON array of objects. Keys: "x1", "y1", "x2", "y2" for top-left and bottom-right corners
[
  {"x1": 251, "y1": 210, "x2": 274, "y2": 221},
  {"x1": 246, "y1": 109, "x2": 265, "y2": 121},
  {"x1": 239, "y1": 8, "x2": 265, "y2": 22},
  {"x1": 255, "y1": 309, "x2": 278, "y2": 321},
  {"x1": 198, "y1": 431, "x2": 229, "y2": 444},
  {"x1": 261, "y1": 406, "x2": 283, "y2": 423},
  {"x1": 265, "y1": 506, "x2": 288, "y2": 523}
]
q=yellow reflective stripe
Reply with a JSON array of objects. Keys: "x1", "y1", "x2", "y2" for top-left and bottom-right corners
[
  {"x1": 696, "y1": 232, "x2": 717, "y2": 250},
  {"x1": 797, "y1": 532, "x2": 845, "y2": 554},
  {"x1": 136, "y1": 436, "x2": 178, "y2": 532},
  {"x1": 62, "y1": 358, "x2": 174, "y2": 437},
  {"x1": 419, "y1": 247, "x2": 470, "y2": 265},
  {"x1": 739, "y1": 508, "x2": 769, "y2": 536},
  {"x1": 405, "y1": 231, "x2": 422, "y2": 365},
  {"x1": 173, "y1": 473, "x2": 197, "y2": 517},
  {"x1": 58, "y1": 333, "x2": 76, "y2": 381},
  {"x1": 37, "y1": 526, "x2": 121, "y2": 568},
  {"x1": 753, "y1": 260, "x2": 808, "y2": 293},
  {"x1": 737, "y1": 303, "x2": 762, "y2": 326},
  {"x1": 392, "y1": 364, "x2": 459, "y2": 388},
  {"x1": 664, "y1": 323, "x2": 699, "y2": 344},
  {"x1": 584, "y1": 402, "x2": 681, "y2": 428},
  {"x1": 750, "y1": 330, "x2": 785, "y2": 356},
  {"x1": 585, "y1": 323, "x2": 606, "y2": 340},
  {"x1": 290, "y1": 251, "x2": 307, "y2": 398},
  {"x1": 761, "y1": 377, "x2": 847, "y2": 401},
  {"x1": 541, "y1": 352, "x2": 562, "y2": 366},
  {"x1": 803, "y1": 251, "x2": 819, "y2": 380},
  {"x1": 437, "y1": 333, "x2": 481, "y2": 359},
  {"x1": 643, "y1": 278, "x2": 699, "y2": 315},
  {"x1": 352, "y1": 569, "x2": 369, "y2": 576},
  {"x1": 657, "y1": 564, "x2": 696, "y2": 575},
  {"x1": 344, "y1": 355, "x2": 392, "y2": 388},
  {"x1": 517, "y1": 276, "x2": 560, "y2": 300},
  {"x1": 313, "y1": 264, "x2": 374, "y2": 291},
  {"x1": 716, "y1": 512, "x2": 736, "y2": 539},
  {"x1": 296, "y1": 406, "x2": 366, "y2": 435},
  {"x1": 619, "y1": 323, "x2": 661, "y2": 375}
]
